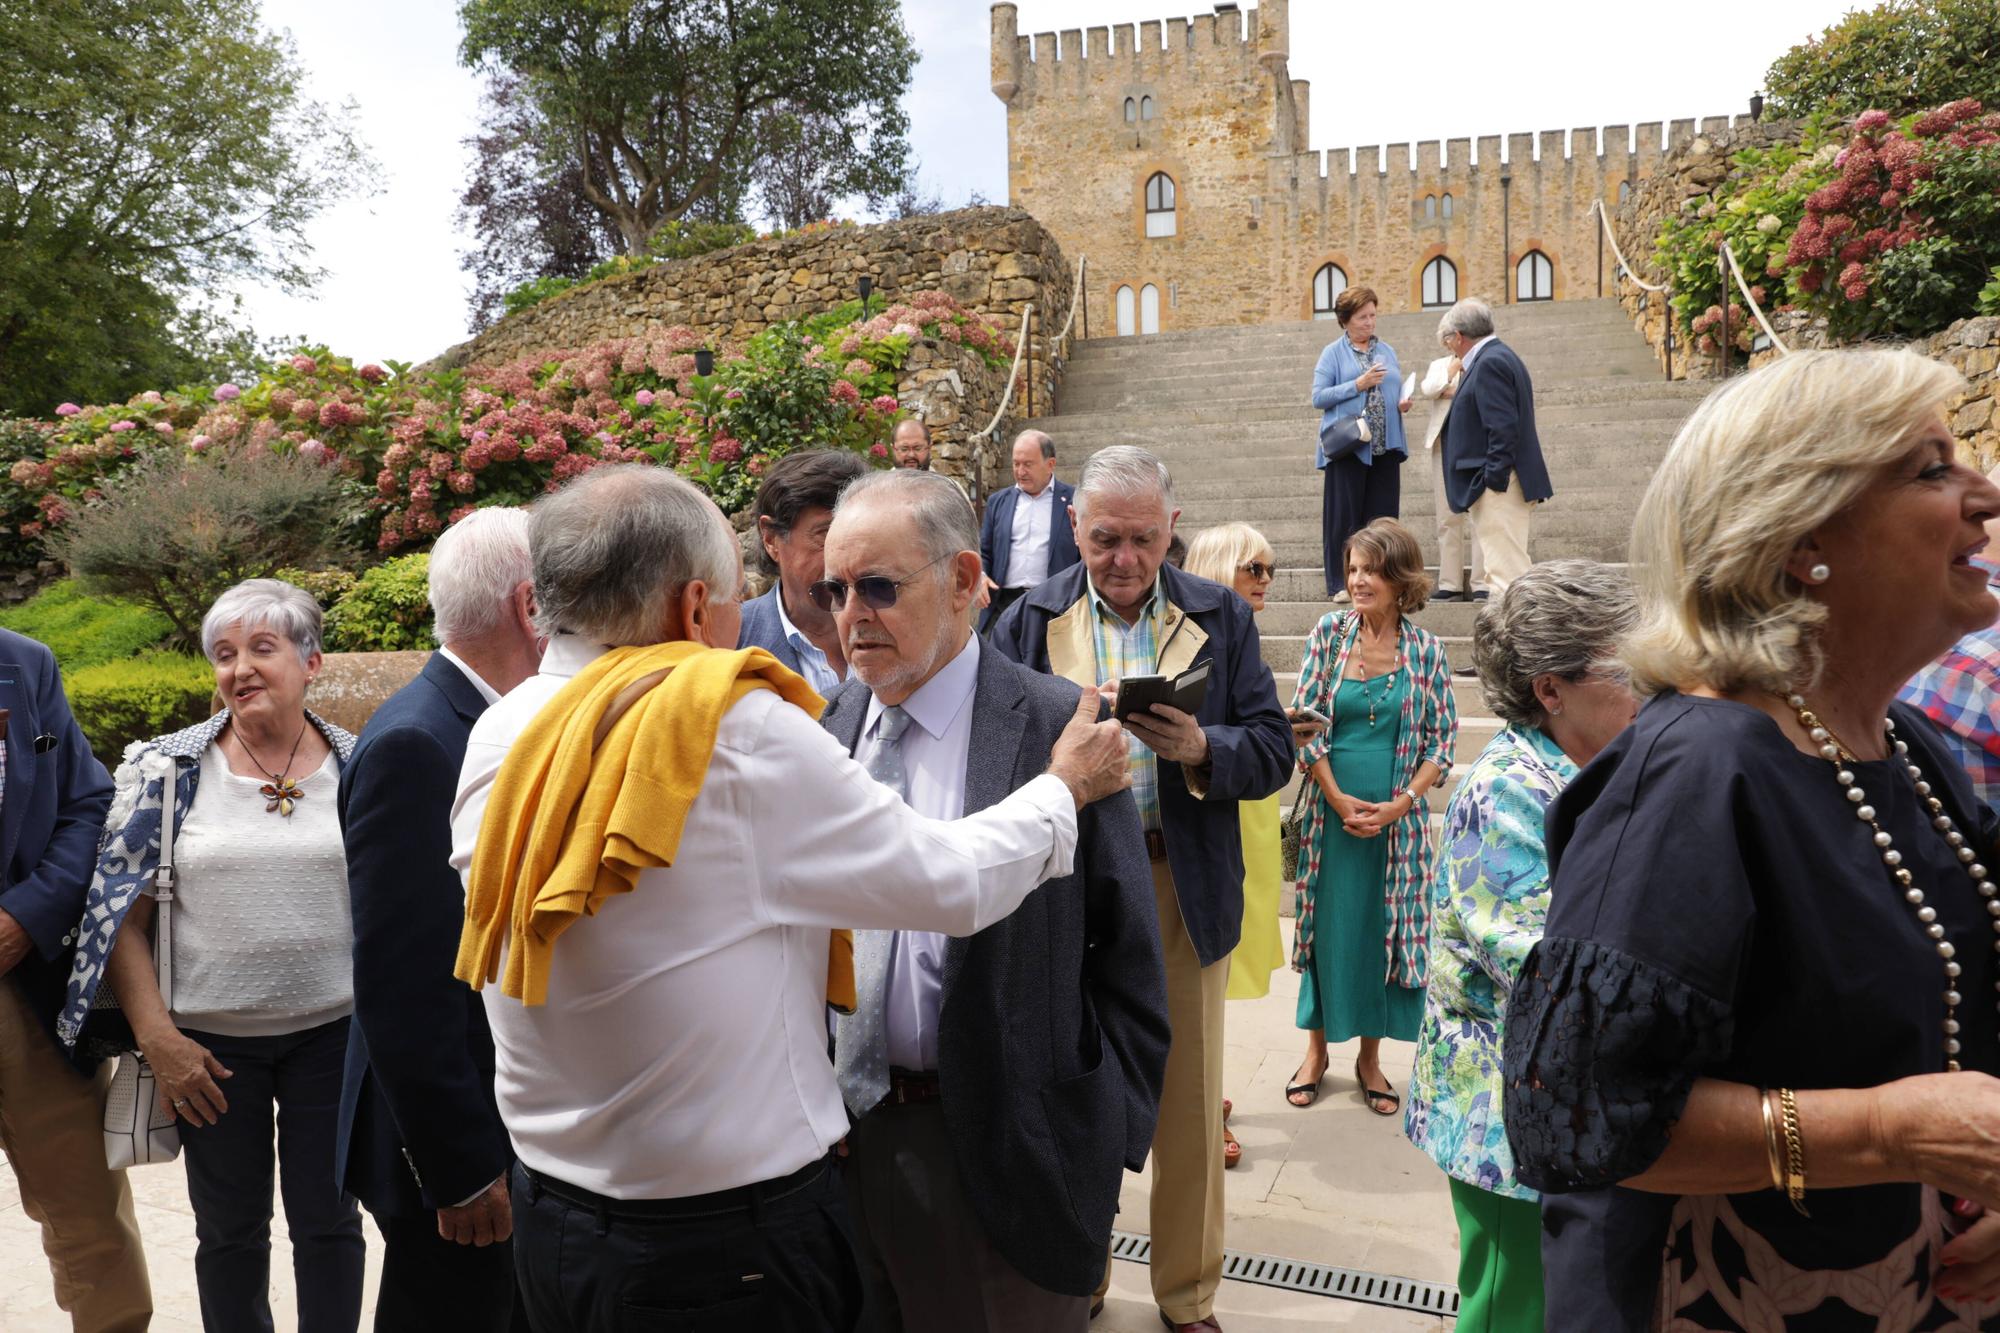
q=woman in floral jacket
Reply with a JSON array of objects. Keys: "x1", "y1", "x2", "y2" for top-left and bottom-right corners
[
  {"x1": 1287, "y1": 517, "x2": 1456, "y2": 1116},
  {"x1": 1404, "y1": 560, "x2": 1636, "y2": 1332}
]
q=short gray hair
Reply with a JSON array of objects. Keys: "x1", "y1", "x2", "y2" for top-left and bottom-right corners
[
  {"x1": 1439, "y1": 297, "x2": 1495, "y2": 341},
  {"x1": 529, "y1": 465, "x2": 739, "y2": 645},
  {"x1": 1013, "y1": 429, "x2": 1056, "y2": 461},
  {"x1": 1075, "y1": 445, "x2": 1175, "y2": 519},
  {"x1": 1472, "y1": 560, "x2": 1637, "y2": 728},
  {"x1": 202, "y1": 578, "x2": 323, "y2": 665},
  {"x1": 429, "y1": 508, "x2": 533, "y2": 644},
  {"x1": 837, "y1": 469, "x2": 978, "y2": 568}
]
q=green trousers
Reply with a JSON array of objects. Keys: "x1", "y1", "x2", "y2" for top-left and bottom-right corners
[{"x1": 1449, "y1": 1176, "x2": 1546, "y2": 1333}]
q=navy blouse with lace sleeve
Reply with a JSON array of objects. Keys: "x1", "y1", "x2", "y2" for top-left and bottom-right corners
[{"x1": 1502, "y1": 692, "x2": 2000, "y2": 1332}]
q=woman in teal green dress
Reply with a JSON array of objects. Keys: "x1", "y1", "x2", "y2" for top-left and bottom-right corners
[{"x1": 1286, "y1": 518, "x2": 1458, "y2": 1114}]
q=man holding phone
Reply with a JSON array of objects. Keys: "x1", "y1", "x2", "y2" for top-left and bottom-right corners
[{"x1": 991, "y1": 446, "x2": 1292, "y2": 1333}]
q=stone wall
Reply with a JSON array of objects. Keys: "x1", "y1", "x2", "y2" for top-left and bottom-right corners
[
  {"x1": 426, "y1": 207, "x2": 1077, "y2": 505},
  {"x1": 992, "y1": 0, "x2": 1749, "y2": 333}
]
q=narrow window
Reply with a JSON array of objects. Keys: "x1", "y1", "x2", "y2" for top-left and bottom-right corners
[
  {"x1": 1124, "y1": 98, "x2": 1137, "y2": 123},
  {"x1": 1422, "y1": 256, "x2": 1459, "y2": 309},
  {"x1": 1441, "y1": 192, "x2": 1454, "y2": 219},
  {"x1": 1618, "y1": 180, "x2": 1632, "y2": 204},
  {"x1": 1516, "y1": 250, "x2": 1555, "y2": 302},
  {"x1": 1424, "y1": 195, "x2": 1436, "y2": 220},
  {"x1": 1141, "y1": 95, "x2": 1156, "y2": 120},
  {"x1": 1115, "y1": 285, "x2": 1136, "y2": 337},
  {"x1": 1144, "y1": 172, "x2": 1177, "y2": 238},
  {"x1": 1140, "y1": 283, "x2": 1161, "y2": 335},
  {"x1": 1312, "y1": 263, "x2": 1348, "y2": 320}
]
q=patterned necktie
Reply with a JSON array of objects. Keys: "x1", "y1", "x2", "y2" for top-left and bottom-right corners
[{"x1": 835, "y1": 705, "x2": 911, "y2": 1117}]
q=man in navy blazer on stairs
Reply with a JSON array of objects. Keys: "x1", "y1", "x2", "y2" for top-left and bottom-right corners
[
  {"x1": 979, "y1": 429, "x2": 1081, "y2": 634},
  {"x1": 335, "y1": 509, "x2": 544, "y2": 1332},
  {"x1": 1437, "y1": 297, "x2": 1554, "y2": 595}
]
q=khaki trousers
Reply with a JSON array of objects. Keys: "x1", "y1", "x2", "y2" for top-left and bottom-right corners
[
  {"x1": 1470, "y1": 478, "x2": 1534, "y2": 595},
  {"x1": 0, "y1": 979, "x2": 152, "y2": 1332},
  {"x1": 1429, "y1": 444, "x2": 1485, "y2": 593},
  {"x1": 1097, "y1": 859, "x2": 1228, "y2": 1323}
]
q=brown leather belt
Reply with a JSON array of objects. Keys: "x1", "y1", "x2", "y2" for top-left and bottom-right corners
[
  {"x1": 885, "y1": 1068, "x2": 943, "y2": 1107},
  {"x1": 1145, "y1": 829, "x2": 1168, "y2": 862}
]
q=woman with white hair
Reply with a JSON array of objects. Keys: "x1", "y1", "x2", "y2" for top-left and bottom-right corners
[
  {"x1": 61, "y1": 578, "x2": 363, "y2": 1332},
  {"x1": 1183, "y1": 521, "x2": 1285, "y2": 1169},
  {"x1": 1503, "y1": 349, "x2": 2000, "y2": 1332}
]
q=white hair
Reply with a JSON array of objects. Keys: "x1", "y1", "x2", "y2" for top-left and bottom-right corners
[
  {"x1": 1075, "y1": 445, "x2": 1175, "y2": 519},
  {"x1": 429, "y1": 508, "x2": 533, "y2": 644},
  {"x1": 837, "y1": 470, "x2": 978, "y2": 567},
  {"x1": 1439, "y1": 297, "x2": 1495, "y2": 341},
  {"x1": 201, "y1": 579, "x2": 322, "y2": 665}
]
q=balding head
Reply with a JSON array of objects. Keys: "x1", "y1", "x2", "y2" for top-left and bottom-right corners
[
  {"x1": 1011, "y1": 430, "x2": 1056, "y2": 495},
  {"x1": 891, "y1": 419, "x2": 931, "y2": 470}
]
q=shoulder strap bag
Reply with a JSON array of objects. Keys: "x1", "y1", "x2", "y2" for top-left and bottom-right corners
[{"x1": 102, "y1": 790, "x2": 182, "y2": 1169}]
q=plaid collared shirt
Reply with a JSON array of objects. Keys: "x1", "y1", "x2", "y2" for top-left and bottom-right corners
[
  {"x1": 1901, "y1": 564, "x2": 2000, "y2": 815},
  {"x1": 1087, "y1": 575, "x2": 1166, "y2": 831}
]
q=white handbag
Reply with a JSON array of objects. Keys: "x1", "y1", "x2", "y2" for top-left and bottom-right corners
[{"x1": 102, "y1": 790, "x2": 182, "y2": 1170}]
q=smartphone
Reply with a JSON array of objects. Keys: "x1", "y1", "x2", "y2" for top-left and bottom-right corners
[
  {"x1": 1290, "y1": 705, "x2": 1330, "y2": 727},
  {"x1": 1114, "y1": 662, "x2": 1212, "y2": 722}
]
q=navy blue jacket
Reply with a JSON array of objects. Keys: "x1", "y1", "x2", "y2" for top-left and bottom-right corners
[
  {"x1": 734, "y1": 585, "x2": 806, "y2": 676},
  {"x1": 990, "y1": 563, "x2": 1293, "y2": 966},
  {"x1": 1440, "y1": 339, "x2": 1554, "y2": 514},
  {"x1": 978, "y1": 480, "x2": 1081, "y2": 631},
  {"x1": 335, "y1": 653, "x2": 511, "y2": 1217},
  {"x1": 822, "y1": 645, "x2": 1169, "y2": 1296},
  {"x1": 0, "y1": 629, "x2": 112, "y2": 1046}
]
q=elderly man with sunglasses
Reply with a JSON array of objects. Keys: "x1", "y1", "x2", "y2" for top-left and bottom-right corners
[
  {"x1": 448, "y1": 465, "x2": 1136, "y2": 1333},
  {"x1": 811, "y1": 469, "x2": 1169, "y2": 1332},
  {"x1": 990, "y1": 446, "x2": 1294, "y2": 1333}
]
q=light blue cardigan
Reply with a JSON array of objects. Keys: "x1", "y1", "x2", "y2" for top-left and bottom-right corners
[{"x1": 1311, "y1": 336, "x2": 1407, "y2": 469}]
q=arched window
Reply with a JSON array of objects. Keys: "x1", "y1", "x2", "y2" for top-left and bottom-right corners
[
  {"x1": 1144, "y1": 172, "x2": 1177, "y2": 238},
  {"x1": 1140, "y1": 95, "x2": 1156, "y2": 120},
  {"x1": 1516, "y1": 250, "x2": 1555, "y2": 302},
  {"x1": 1115, "y1": 285, "x2": 1136, "y2": 337},
  {"x1": 1441, "y1": 192, "x2": 1454, "y2": 219},
  {"x1": 1140, "y1": 284, "x2": 1162, "y2": 335},
  {"x1": 1618, "y1": 180, "x2": 1632, "y2": 203},
  {"x1": 1124, "y1": 97, "x2": 1137, "y2": 123},
  {"x1": 1311, "y1": 263, "x2": 1347, "y2": 320},
  {"x1": 1422, "y1": 256, "x2": 1458, "y2": 308},
  {"x1": 1424, "y1": 195, "x2": 1437, "y2": 220}
]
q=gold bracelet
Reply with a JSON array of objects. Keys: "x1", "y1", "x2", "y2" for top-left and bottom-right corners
[
  {"x1": 1759, "y1": 1090, "x2": 1786, "y2": 1192},
  {"x1": 1779, "y1": 1087, "x2": 1810, "y2": 1217}
]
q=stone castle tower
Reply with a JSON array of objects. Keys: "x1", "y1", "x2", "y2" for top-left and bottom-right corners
[{"x1": 990, "y1": 0, "x2": 1745, "y2": 337}]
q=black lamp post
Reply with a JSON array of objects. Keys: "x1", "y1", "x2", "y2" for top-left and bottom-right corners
[
  {"x1": 694, "y1": 348, "x2": 715, "y2": 378},
  {"x1": 858, "y1": 274, "x2": 875, "y2": 320},
  {"x1": 1749, "y1": 92, "x2": 1765, "y2": 123}
]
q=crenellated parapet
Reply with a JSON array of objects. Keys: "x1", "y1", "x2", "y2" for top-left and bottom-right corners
[{"x1": 992, "y1": 3, "x2": 1285, "y2": 107}]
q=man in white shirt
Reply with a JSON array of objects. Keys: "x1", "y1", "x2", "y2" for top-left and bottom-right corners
[
  {"x1": 449, "y1": 465, "x2": 1132, "y2": 1333},
  {"x1": 1400, "y1": 334, "x2": 1487, "y2": 601},
  {"x1": 737, "y1": 448, "x2": 869, "y2": 694},
  {"x1": 818, "y1": 470, "x2": 1168, "y2": 1331},
  {"x1": 978, "y1": 430, "x2": 1082, "y2": 633}
]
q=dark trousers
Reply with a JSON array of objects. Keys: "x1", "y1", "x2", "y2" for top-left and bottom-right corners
[
  {"x1": 178, "y1": 1018, "x2": 366, "y2": 1333},
  {"x1": 373, "y1": 1205, "x2": 530, "y2": 1333},
  {"x1": 846, "y1": 1101, "x2": 1088, "y2": 1333},
  {"x1": 1321, "y1": 450, "x2": 1404, "y2": 594},
  {"x1": 983, "y1": 585, "x2": 1030, "y2": 635},
  {"x1": 512, "y1": 1155, "x2": 863, "y2": 1333}
]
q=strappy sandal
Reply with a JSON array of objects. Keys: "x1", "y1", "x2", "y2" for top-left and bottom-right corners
[
  {"x1": 1285, "y1": 1064, "x2": 1325, "y2": 1108},
  {"x1": 1356, "y1": 1059, "x2": 1400, "y2": 1117},
  {"x1": 1222, "y1": 1123, "x2": 1242, "y2": 1169}
]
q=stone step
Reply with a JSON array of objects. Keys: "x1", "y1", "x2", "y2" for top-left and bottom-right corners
[
  {"x1": 1273, "y1": 670, "x2": 1493, "y2": 718},
  {"x1": 1030, "y1": 394, "x2": 1704, "y2": 436},
  {"x1": 1262, "y1": 631, "x2": 1477, "y2": 676},
  {"x1": 1254, "y1": 599, "x2": 1484, "y2": 636},
  {"x1": 1062, "y1": 340, "x2": 1667, "y2": 382},
  {"x1": 1256, "y1": 530, "x2": 1633, "y2": 567},
  {"x1": 1169, "y1": 459, "x2": 1668, "y2": 500},
  {"x1": 1172, "y1": 486, "x2": 1659, "y2": 531},
  {"x1": 1068, "y1": 301, "x2": 1650, "y2": 355}
]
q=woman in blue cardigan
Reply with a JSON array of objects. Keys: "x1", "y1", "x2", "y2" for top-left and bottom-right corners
[{"x1": 1311, "y1": 286, "x2": 1409, "y2": 598}]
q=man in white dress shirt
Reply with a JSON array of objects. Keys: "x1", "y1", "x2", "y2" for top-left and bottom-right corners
[
  {"x1": 818, "y1": 471, "x2": 1168, "y2": 1331},
  {"x1": 449, "y1": 465, "x2": 1133, "y2": 1333},
  {"x1": 978, "y1": 430, "x2": 1082, "y2": 634}
]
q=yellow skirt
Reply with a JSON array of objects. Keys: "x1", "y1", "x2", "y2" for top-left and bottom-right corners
[{"x1": 1226, "y1": 793, "x2": 1286, "y2": 1000}]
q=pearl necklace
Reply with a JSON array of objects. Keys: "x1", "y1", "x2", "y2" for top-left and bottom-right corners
[{"x1": 1789, "y1": 695, "x2": 2000, "y2": 1073}]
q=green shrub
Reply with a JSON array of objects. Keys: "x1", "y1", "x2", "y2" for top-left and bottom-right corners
[
  {"x1": 67, "y1": 652, "x2": 214, "y2": 763},
  {"x1": 324, "y1": 553, "x2": 434, "y2": 652},
  {"x1": 0, "y1": 581, "x2": 171, "y2": 671},
  {"x1": 1764, "y1": 0, "x2": 2000, "y2": 122},
  {"x1": 273, "y1": 566, "x2": 359, "y2": 611},
  {"x1": 1979, "y1": 265, "x2": 2000, "y2": 316}
]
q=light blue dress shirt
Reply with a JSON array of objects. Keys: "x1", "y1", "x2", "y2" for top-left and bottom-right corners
[{"x1": 774, "y1": 585, "x2": 842, "y2": 697}]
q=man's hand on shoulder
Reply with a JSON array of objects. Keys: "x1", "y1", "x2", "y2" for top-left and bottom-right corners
[
  {"x1": 1048, "y1": 689, "x2": 1132, "y2": 809},
  {"x1": 0, "y1": 907, "x2": 31, "y2": 979}
]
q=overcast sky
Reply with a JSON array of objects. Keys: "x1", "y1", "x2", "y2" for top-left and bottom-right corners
[{"x1": 241, "y1": 0, "x2": 1861, "y2": 364}]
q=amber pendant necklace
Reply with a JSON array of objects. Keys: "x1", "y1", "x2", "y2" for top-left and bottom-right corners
[{"x1": 235, "y1": 719, "x2": 309, "y2": 817}]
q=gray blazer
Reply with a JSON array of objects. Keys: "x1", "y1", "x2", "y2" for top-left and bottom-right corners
[
  {"x1": 734, "y1": 585, "x2": 805, "y2": 676},
  {"x1": 821, "y1": 645, "x2": 1169, "y2": 1297}
]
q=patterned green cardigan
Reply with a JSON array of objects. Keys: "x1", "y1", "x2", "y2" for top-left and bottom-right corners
[{"x1": 1287, "y1": 609, "x2": 1458, "y2": 985}]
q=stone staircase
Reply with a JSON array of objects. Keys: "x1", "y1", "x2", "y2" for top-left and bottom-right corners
[{"x1": 1023, "y1": 298, "x2": 1712, "y2": 815}]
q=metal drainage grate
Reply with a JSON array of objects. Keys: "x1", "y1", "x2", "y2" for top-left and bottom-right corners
[{"x1": 1110, "y1": 1229, "x2": 1461, "y2": 1318}]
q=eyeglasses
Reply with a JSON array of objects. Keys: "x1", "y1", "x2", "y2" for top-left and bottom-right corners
[
  {"x1": 808, "y1": 552, "x2": 951, "y2": 613},
  {"x1": 1239, "y1": 561, "x2": 1277, "y2": 580}
]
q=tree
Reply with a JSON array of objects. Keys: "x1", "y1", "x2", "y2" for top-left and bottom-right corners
[
  {"x1": 753, "y1": 103, "x2": 908, "y2": 232},
  {"x1": 458, "y1": 0, "x2": 917, "y2": 256},
  {"x1": 0, "y1": 0, "x2": 377, "y2": 415},
  {"x1": 1764, "y1": 0, "x2": 2000, "y2": 121}
]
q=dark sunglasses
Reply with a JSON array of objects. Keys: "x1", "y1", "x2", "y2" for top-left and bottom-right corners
[
  {"x1": 1239, "y1": 560, "x2": 1277, "y2": 580},
  {"x1": 808, "y1": 552, "x2": 951, "y2": 613}
]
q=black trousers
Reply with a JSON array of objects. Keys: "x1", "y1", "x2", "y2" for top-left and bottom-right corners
[
  {"x1": 1321, "y1": 450, "x2": 1404, "y2": 594},
  {"x1": 512, "y1": 1156, "x2": 863, "y2": 1333},
  {"x1": 373, "y1": 1205, "x2": 530, "y2": 1333},
  {"x1": 982, "y1": 585, "x2": 1029, "y2": 635}
]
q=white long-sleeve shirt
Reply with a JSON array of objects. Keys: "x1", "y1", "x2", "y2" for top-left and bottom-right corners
[{"x1": 449, "y1": 635, "x2": 1078, "y2": 1199}]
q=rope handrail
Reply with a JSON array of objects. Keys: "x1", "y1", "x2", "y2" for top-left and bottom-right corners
[
  {"x1": 972, "y1": 301, "x2": 1036, "y2": 441},
  {"x1": 1720, "y1": 241, "x2": 1790, "y2": 355},
  {"x1": 1050, "y1": 254, "x2": 1088, "y2": 345},
  {"x1": 1589, "y1": 199, "x2": 1668, "y2": 293}
]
